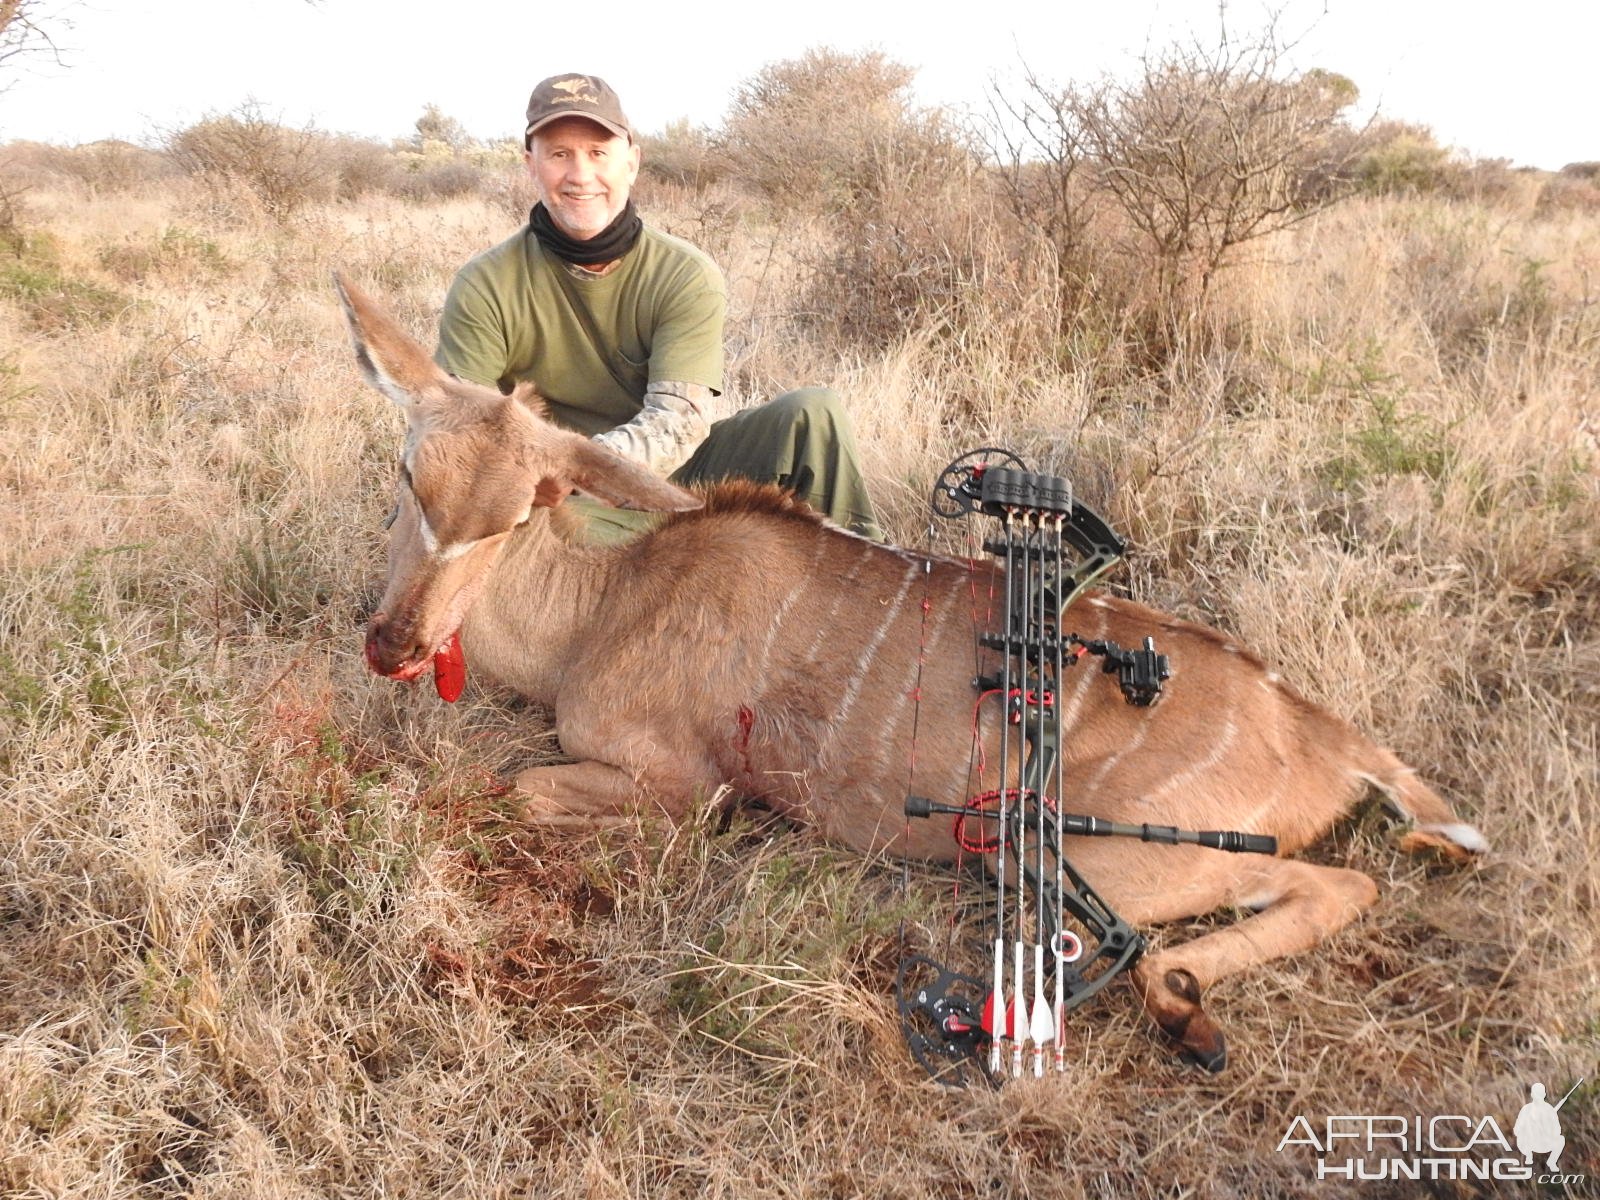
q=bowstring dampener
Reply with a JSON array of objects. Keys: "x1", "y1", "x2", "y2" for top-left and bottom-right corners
[{"x1": 895, "y1": 449, "x2": 1277, "y2": 1087}]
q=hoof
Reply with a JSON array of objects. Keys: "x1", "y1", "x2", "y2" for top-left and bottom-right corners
[
  {"x1": 1146, "y1": 968, "x2": 1229, "y2": 1074},
  {"x1": 1178, "y1": 1036, "x2": 1228, "y2": 1074}
]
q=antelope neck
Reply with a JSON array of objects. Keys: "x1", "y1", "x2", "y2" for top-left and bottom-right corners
[{"x1": 461, "y1": 510, "x2": 620, "y2": 700}]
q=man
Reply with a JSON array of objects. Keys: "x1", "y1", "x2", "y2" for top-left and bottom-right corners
[{"x1": 434, "y1": 73, "x2": 882, "y2": 540}]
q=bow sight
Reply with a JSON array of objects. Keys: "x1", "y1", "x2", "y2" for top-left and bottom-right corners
[{"x1": 897, "y1": 449, "x2": 1277, "y2": 1086}]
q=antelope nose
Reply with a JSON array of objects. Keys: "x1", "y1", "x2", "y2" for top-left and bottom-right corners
[{"x1": 365, "y1": 614, "x2": 433, "y2": 675}]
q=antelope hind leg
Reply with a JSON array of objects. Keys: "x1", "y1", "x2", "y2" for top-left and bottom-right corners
[
  {"x1": 514, "y1": 760, "x2": 684, "y2": 832},
  {"x1": 1130, "y1": 857, "x2": 1379, "y2": 1073}
]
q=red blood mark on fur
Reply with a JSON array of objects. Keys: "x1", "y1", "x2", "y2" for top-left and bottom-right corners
[{"x1": 735, "y1": 704, "x2": 756, "y2": 782}]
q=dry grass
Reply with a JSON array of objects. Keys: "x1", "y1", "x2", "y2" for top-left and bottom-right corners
[{"x1": 2, "y1": 172, "x2": 1597, "y2": 1199}]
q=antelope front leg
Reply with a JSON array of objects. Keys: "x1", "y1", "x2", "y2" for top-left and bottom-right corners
[
  {"x1": 514, "y1": 760, "x2": 682, "y2": 832},
  {"x1": 1131, "y1": 857, "x2": 1379, "y2": 1073}
]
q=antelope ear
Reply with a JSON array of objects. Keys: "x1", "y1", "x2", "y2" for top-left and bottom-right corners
[
  {"x1": 332, "y1": 270, "x2": 442, "y2": 409},
  {"x1": 562, "y1": 436, "x2": 703, "y2": 513}
]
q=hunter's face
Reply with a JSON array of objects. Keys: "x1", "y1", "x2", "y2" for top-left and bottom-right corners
[{"x1": 525, "y1": 117, "x2": 641, "y2": 240}]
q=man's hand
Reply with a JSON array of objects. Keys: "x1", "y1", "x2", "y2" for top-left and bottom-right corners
[{"x1": 532, "y1": 477, "x2": 574, "y2": 508}]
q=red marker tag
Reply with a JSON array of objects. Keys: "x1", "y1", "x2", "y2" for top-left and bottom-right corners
[{"x1": 433, "y1": 631, "x2": 466, "y2": 702}]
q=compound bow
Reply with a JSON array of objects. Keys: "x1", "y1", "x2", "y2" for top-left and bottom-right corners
[{"x1": 895, "y1": 449, "x2": 1278, "y2": 1086}]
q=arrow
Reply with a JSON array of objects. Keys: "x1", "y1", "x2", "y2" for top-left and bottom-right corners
[{"x1": 1030, "y1": 942, "x2": 1054, "y2": 1076}]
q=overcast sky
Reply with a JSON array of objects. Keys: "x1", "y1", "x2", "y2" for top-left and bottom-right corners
[{"x1": 2, "y1": 0, "x2": 1594, "y2": 170}]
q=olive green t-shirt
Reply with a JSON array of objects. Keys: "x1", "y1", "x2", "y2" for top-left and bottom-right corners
[{"x1": 434, "y1": 225, "x2": 726, "y2": 436}]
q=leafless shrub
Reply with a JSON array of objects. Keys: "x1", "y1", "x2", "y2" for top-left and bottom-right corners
[
  {"x1": 639, "y1": 119, "x2": 726, "y2": 190},
  {"x1": 983, "y1": 63, "x2": 1104, "y2": 281},
  {"x1": 0, "y1": 139, "x2": 172, "y2": 193},
  {"x1": 391, "y1": 158, "x2": 487, "y2": 202},
  {"x1": 480, "y1": 166, "x2": 538, "y2": 223},
  {"x1": 1536, "y1": 172, "x2": 1600, "y2": 215},
  {"x1": 165, "y1": 108, "x2": 494, "y2": 212},
  {"x1": 638, "y1": 179, "x2": 747, "y2": 265},
  {"x1": 796, "y1": 135, "x2": 1043, "y2": 356},
  {"x1": 321, "y1": 134, "x2": 400, "y2": 199},
  {"x1": 1453, "y1": 158, "x2": 1542, "y2": 209},
  {"x1": 1534, "y1": 159, "x2": 1600, "y2": 215},
  {"x1": 166, "y1": 104, "x2": 340, "y2": 218},
  {"x1": 984, "y1": 27, "x2": 1364, "y2": 350},
  {"x1": 0, "y1": 0, "x2": 61, "y2": 84},
  {"x1": 721, "y1": 47, "x2": 1015, "y2": 354},
  {"x1": 722, "y1": 47, "x2": 929, "y2": 214}
]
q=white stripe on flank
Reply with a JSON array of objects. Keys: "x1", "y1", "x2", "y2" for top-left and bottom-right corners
[
  {"x1": 877, "y1": 568, "x2": 964, "y2": 767},
  {"x1": 832, "y1": 560, "x2": 921, "y2": 729},
  {"x1": 1143, "y1": 715, "x2": 1239, "y2": 807},
  {"x1": 755, "y1": 538, "x2": 824, "y2": 676},
  {"x1": 1080, "y1": 706, "x2": 1152, "y2": 793},
  {"x1": 800, "y1": 542, "x2": 875, "y2": 662},
  {"x1": 1229, "y1": 741, "x2": 1289, "y2": 833},
  {"x1": 757, "y1": 579, "x2": 810, "y2": 677},
  {"x1": 1056, "y1": 607, "x2": 1107, "y2": 732}
]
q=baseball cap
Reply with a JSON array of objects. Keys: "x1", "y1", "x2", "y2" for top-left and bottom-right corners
[{"x1": 524, "y1": 74, "x2": 632, "y2": 146}]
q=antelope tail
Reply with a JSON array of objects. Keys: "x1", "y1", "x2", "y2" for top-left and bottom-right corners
[{"x1": 1358, "y1": 745, "x2": 1488, "y2": 860}]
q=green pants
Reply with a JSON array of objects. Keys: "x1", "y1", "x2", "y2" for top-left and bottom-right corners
[{"x1": 574, "y1": 387, "x2": 883, "y2": 543}]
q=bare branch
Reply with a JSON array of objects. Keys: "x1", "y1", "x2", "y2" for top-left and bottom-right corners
[
  {"x1": 988, "y1": 13, "x2": 1363, "y2": 331},
  {"x1": 0, "y1": 0, "x2": 67, "y2": 79}
]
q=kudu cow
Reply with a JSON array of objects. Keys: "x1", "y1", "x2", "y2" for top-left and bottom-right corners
[{"x1": 339, "y1": 274, "x2": 1484, "y2": 1071}]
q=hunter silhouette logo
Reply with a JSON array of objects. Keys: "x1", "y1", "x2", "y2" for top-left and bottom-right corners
[
  {"x1": 1276, "y1": 1075, "x2": 1587, "y2": 1186},
  {"x1": 1516, "y1": 1079, "x2": 1580, "y2": 1170},
  {"x1": 550, "y1": 77, "x2": 598, "y2": 104}
]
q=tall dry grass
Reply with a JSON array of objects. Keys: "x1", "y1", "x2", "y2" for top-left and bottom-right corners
[{"x1": 2, "y1": 162, "x2": 1597, "y2": 1199}]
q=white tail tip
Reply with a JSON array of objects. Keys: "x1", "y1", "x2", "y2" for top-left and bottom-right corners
[{"x1": 1416, "y1": 822, "x2": 1489, "y2": 854}]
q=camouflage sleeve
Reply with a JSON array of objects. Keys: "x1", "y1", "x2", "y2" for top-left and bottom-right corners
[{"x1": 592, "y1": 380, "x2": 720, "y2": 475}]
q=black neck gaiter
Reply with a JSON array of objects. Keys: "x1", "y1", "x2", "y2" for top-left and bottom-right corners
[{"x1": 529, "y1": 200, "x2": 643, "y2": 266}]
